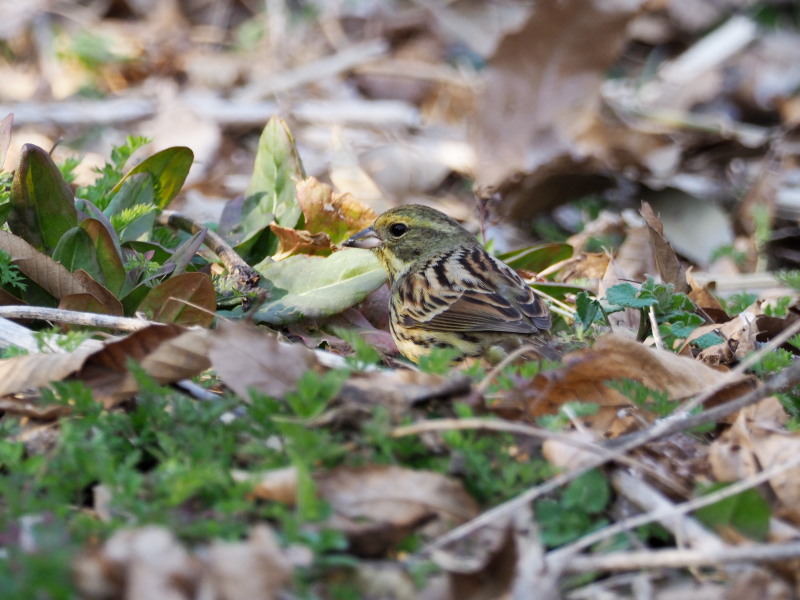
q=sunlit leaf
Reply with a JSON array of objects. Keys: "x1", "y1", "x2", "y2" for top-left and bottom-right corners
[
  {"x1": 225, "y1": 118, "x2": 305, "y2": 260},
  {"x1": 252, "y1": 249, "x2": 386, "y2": 325},
  {"x1": 295, "y1": 177, "x2": 376, "y2": 244},
  {"x1": 9, "y1": 144, "x2": 77, "y2": 251},
  {"x1": 111, "y1": 147, "x2": 193, "y2": 209}
]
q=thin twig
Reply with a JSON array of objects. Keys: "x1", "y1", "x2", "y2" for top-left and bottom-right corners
[
  {"x1": 649, "y1": 306, "x2": 664, "y2": 351},
  {"x1": 0, "y1": 306, "x2": 156, "y2": 332},
  {"x1": 562, "y1": 542, "x2": 800, "y2": 574}
]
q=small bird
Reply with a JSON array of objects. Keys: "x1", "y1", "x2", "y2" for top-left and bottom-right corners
[{"x1": 343, "y1": 204, "x2": 552, "y2": 363}]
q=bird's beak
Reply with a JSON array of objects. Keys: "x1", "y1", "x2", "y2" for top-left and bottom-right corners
[{"x1": 342, "y1": 226, "x2": 382, "y2": 250}]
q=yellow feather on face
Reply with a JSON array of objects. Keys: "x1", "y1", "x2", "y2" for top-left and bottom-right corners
[{"x1": 343, "y1": 205, "x2": 552, "y2": 363}]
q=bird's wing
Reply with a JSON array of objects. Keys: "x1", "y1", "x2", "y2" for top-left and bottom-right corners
[{"x1": 397, "y1": 248, "x2": 551, "y2": 334}]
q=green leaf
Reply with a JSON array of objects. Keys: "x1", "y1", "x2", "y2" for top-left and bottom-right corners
[
  {"x1": 52, "y1": 227, "x2": 100, "y2": 276},
  {"x1": 112, "y1": 147, "x2": 193, "y2": 209},
  {"x1": 575, "y1": 291, "x2": 601, "y2": 328},
  {"x1": 227, "y1": 118, "x2": 305, "y2": 260},
  {"x1": 137, "y1": 272, "x2": 216, "y2": 326},
  {"x1": 563, "y1": 469, "x2": 610, "y2": 514},
  {"x1": 605, "y1": 283, "x2": 658, "y2": 309},
  {"x1": 694, "y1": 484, "x2": 770, "y2": 541},
  {"x1": 252, "y1": 249, "x2": 386, "y2": 325},
  {"x1": 80, "y1": 219, "x2": 126, "y2": 296},
  {"x1": 499, "y1": 243, "x2": 573, "y2": 273},
  {"x1": 9, "y1": 144, "x2": 77, "y2": 252}
]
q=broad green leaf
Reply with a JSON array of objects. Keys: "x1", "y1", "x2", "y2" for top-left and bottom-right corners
[
  {"x1": 695, "y1": 485, "x2": 770, "y2": 541},
  {"x1": 160, "y1": 229, "x2": 206, "y2": 277},
  {"x1": 0, "y1": 114, "x2": 12, "y2": 168},
  {"x1": 9, "y1": 144, "x2": 77, "y2": 251},
  {"x1": 111, "y1": 147, "x2": 193, "y2": 209},
  {"x1": 52, "y1": 227, "x2": 101, "y2": 279},
  {"x1": 252, "y1": 249, "x2": 386, "y2": 325},
  {"x1": 227, "y1": 118, "x2": 305, "y2": 259},
  {"x1": 80, "y1": 219, "x2": 126, "y2": 296},
  {"x1": 137, "y1": 272, "x2": 215, "y2": 326},
  {"x1": 499, "y1": 243, "x2": 573, "y2": 273}
]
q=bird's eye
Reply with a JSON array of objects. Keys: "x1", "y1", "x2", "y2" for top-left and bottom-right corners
[{"x1": 389, "y1": 223, "x2": 408, "y2": 237}]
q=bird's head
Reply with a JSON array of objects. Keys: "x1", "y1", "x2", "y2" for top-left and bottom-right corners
[{"x1": 343, "y1": 205, "x2": 476, "y2": 281}]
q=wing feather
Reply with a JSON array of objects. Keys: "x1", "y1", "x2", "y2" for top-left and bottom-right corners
[{"x1": 396, "y1": 246, "x2": 551, "y2": 334}]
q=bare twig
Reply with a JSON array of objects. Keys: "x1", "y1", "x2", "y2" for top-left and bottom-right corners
[
  {"x1": 0, "y1": 306, "x2": 156, "y2": 332},
  {"x1": 562, "y1": 542, "x2": 800, "y2": 574},
  {"x1": 157, "y1": 210, "x2": 260, "y2": 293}
]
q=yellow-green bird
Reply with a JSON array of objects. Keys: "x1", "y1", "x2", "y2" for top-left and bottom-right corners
[{"x1": 343, "y1": 204, "x2": 552, "y2": 363}]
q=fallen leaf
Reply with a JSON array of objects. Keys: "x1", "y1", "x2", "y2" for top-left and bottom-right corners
[
  {"x1": 269, "y1": 222, "x2": 333, "y2": 259},
  {"x1": 295, "y1": 177, "x2": 377, "y2": 244},
  {"x1": 641, "y1": 201, "x2": 689, "y2": 293},
  {"x1": 201, "y1": 525, "x2": 292, "y2": 600},
  {"x1": 208, "y1": 320, "x2": 320, "y2": 400},
  {"x1": 473, "y1": 0, "x2": 643, "y2": 215},
  {"x1": 245, "y1": 464, "x2": 479, "y2": 557},
  {"x1": 511, "y1": 334, "x2": 755, "y2": 434},
  {"x1": 137, "y1": 272, "x2": 216, "y2": 327}
]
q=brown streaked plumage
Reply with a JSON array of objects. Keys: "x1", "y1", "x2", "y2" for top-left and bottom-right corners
[{"x1": 343, "y1": 205, "x2": 552, "y2": 363}]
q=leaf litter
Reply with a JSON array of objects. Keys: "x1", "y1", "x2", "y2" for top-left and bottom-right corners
[{"x1": 2, "y1": 1, "x2": 800, "y2": 598}]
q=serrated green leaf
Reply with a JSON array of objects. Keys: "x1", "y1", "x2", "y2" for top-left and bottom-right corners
[
  {"x1": 252, "y1": 249, "x2": 386, "y2": 325},
  {"x1": 111, "y1": 147, "x2": 193, "y2": 209},
  {"x1": 563, "y1": 469, "x2": 610, "y2": 514},
  {"x1": 575, "y1": 290, "x2": 601, "y2": 328},
  {"x1": 693, "y1": 332, "x2": 725, "y2": 349},
  {"x1": 499, "y1": 243, "x2": 573, "y2": 273},
  {"x1": 9, "y1": 144, "x2": 77, "y2": 251},
  {"x1": 605, "y1": 283, "x2": 658, "y2": 309}
]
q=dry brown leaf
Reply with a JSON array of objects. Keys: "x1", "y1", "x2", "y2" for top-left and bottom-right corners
[
  {"x1": 295, "y1": 176, "x2": 377, "y2": 245},
  {"x1": 686, "y1": 270, "x2": 728, "y2": 322},
  {"x1": 79, "y1": 327, "x2": 212, "y2": 406},
  {"x1": 208, "y1": 320, "x2": 320, "y2": 401},
  {"x1": 614, "y1": 225, "x2": 656, "y2": 285},
  {"x1": 473, "y1": 0, "x2": 643, "y2": 214},
  {"x1": 0, "y1": 324, "x2": 209, "y2": 406},
  {"x1": 269, "y1": 222, "x2": 333, "y2": 260},
  {"x1": 318, "y1": 465, "x2": 479, "y2": 557},
  {"x1": 641, "y1": 201, "x2": 689, "y2": 293},
  {"x1": 513, "y1": 334, "x2": 754, "y2": 434},
  {"x1": 201, "y1": 525, "x2": 292, "y2": 600},
  {"x1": 0, "y1": 348, "x2": 94, "y2": 398},
  {"x1": 0, "y1": 230, "x2": 94, "y2": 300},
  {"x1": 74, "y1": 525, "x2": 290, "y2": 600},
  {"x1": 74, "y1": 526, "x2": 198, "y2": 600},
  {"x1": 245, "y1": 464, "x2": 479, "y2": 557},
  {"x1": 710, "y1": 398, "x2": 800, "y2": 525}
]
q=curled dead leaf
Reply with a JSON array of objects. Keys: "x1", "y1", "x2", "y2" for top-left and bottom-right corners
[{"x1": 512, "y1": 334, "x2": 755, "y2": 435}]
